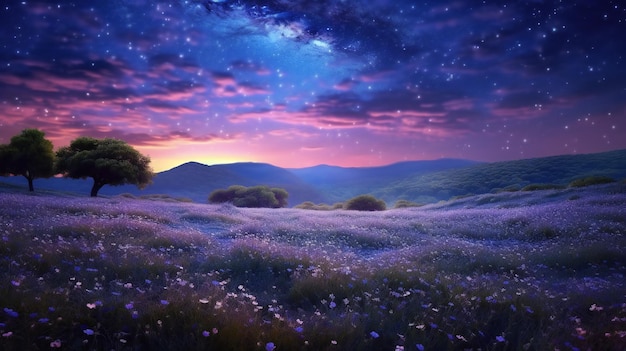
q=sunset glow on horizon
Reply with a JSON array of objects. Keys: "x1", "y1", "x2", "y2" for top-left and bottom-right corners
[{"x1": 1, "y1": 1, "x2": 624, "y2": 172}]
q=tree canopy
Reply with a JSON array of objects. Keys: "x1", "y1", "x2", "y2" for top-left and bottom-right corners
[
  {"x1": 0, "y1": 128, "x2": 55, "y2": 191},
  {"x1": 56, "y1": 137, "x2": 153, "y2": 197}
]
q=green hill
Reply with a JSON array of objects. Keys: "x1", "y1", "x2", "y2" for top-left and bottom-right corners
[{"x1": 376, "y1": 149, "x2": 626, "y2": 203}]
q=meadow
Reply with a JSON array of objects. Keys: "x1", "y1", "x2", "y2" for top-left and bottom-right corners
[{"x1": 1, "y1": 184, "x2": 625, "y2": 350}]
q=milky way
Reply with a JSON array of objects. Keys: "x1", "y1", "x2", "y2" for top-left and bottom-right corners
[{"x1": 1, "y1": 0, "x2": 624, "y2": 170}]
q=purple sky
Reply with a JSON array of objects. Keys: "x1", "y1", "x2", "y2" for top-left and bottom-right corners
[{"x1": 1, "y1": 0, "x2": 624, "y2": 171}]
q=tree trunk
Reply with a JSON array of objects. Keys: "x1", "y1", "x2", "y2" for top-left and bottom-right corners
[
  {"x1": 90, "y1": 180, "x2": 105, "y2": 197},
  {"x1": 25, "y1": 175, "x2": 34, "y2": 192}
]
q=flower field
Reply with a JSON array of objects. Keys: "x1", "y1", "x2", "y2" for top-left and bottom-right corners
[{"x1": 1, "y1": 184, "x2": 625, "y2": 350}]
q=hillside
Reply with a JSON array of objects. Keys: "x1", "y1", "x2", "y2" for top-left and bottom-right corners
[
  {"x1": 378, "y1": 149, "x2": 626, "y2": 203},
  {"x1": 289, "y1": 158, "x2": 479, "y2": 203}
]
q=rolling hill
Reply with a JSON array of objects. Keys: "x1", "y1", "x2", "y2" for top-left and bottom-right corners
[
  {"x1": 289, "y1": 158, "x2": 480, "y2": 203},
  {"x1": 1, "y1": 149, "x2": 625, "y2": 206},
  {"x1": 375, "y1": 149, "x2": 626, "y2": 203}
]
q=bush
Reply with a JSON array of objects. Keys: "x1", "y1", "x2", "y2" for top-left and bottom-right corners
[
  {"x1": 344, "y1": 195, "x2": 386, "y2": 211},
  {"x1": 393, "y1": 200, "x2": 423, "y2": 209},
  {"x1": 521, "y1": 183, "x2": 565, "y2": 191},
  {"x1": 294, "y1": 202, "x2": 340, "y2": 211},
  {"x1": 494, "y1": 185, "x2": 521, "y2": 193},
  {"x1": 331, "y1": 202, "x2": 344, "y2": 210},
  {"x1": 568, "y1": 176, "x2": 615, "y2": 188},
  {"x1": 208, "y1": 185, "x2": 288, "y2": 208},
  {"x1": 270, "y1": 187, "x2": 289, "y2": 208}
]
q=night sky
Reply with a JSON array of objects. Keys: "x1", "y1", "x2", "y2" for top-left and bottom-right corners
[{"x1": 1, "y1": 1, "x2": 625, "y2": 171}]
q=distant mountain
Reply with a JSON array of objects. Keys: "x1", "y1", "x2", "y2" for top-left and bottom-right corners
[
  {"x1": 133, "y1": 162, "x2": 326, "y2": 205},
  {"x1": 0, "y1": 162, "x2": 326, "y2": 206},
  {"x1": 2, "y1": 149, "x2": 625, "y2": 206}
]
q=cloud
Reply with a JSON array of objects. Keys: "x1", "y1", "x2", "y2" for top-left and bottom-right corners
[
  {"x1": 229, "y1": 60, "x2": 271, "y2": 75},
  {"x1": 210, "y1": 71, "x2": 270, "y2": 97},
  {"x1": 229, "y1": 87, "x2": 481, "y2": 138}
]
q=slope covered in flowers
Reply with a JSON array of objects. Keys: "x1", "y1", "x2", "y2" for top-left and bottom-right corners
[{"x1": 1, "y1": 184, "x2": 625, "y2": 350}]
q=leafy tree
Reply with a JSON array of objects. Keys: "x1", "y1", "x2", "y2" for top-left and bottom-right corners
[
  {"x1": 56, "y1": 137, "x2": 153, "y2": 197},
  {"x1": 0, "y1": 129, "x2": 55, "y2": 192},
  {"x1": 344, "y1": 194, "x2": 386, "y2": 211}
]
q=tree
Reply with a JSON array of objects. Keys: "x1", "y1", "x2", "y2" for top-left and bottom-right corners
[
  {"x1": 56, "y1": 137, "x2": 153, "y2": 197},
  {"x1": 0, "y1": 144, "x2": 10, "y2": 176},
  {"x1": 0, "y1": 129, "x2": 55, "y2": 192}
]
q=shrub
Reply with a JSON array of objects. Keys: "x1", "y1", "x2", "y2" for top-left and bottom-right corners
[
  {"x1": 494, "y1": 185, "x2": 521, "y2": 193},
  {"x1": 450, "y1": 194, "x2": 474, "y2": 201},
  {"x1": 331, "y1": 202, "x2": 344, "y2": 209},
  {"x1": 294, "y1": 202, "x2": 339, "y2": 211},
  {"x1": 568, "y1": 176, "x2": 615, "y2": 188},
  {"x1": 344, "y1": 194, "x2": 386, "y2": 211},
  {"x1": 393, "y1": 199, "x2": 423, "y2": 209},
  {"x1": 233, "y1": 186, "x2": 278, "y2": 208},
  {"x1": 208, "y1": 185, "x2": 288, "y2": 208},
  {"x1": 294, "y1": 201, "x2": 315, "y2": 210},
  {"x1": 270, "y1": 187, "x2": 289, "y2": 207},
  {"x1": 521, "y1": 183, "x2": 565, "y2": 191}
]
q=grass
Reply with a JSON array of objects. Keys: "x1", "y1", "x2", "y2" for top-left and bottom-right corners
[{"x1": 1, "y1": 184, "x2": 626, "y2": 350}]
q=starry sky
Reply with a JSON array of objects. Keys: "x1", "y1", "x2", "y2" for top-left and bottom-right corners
[{"x1": 1, "y1": 0, "x2": 625, "y2": 172}]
